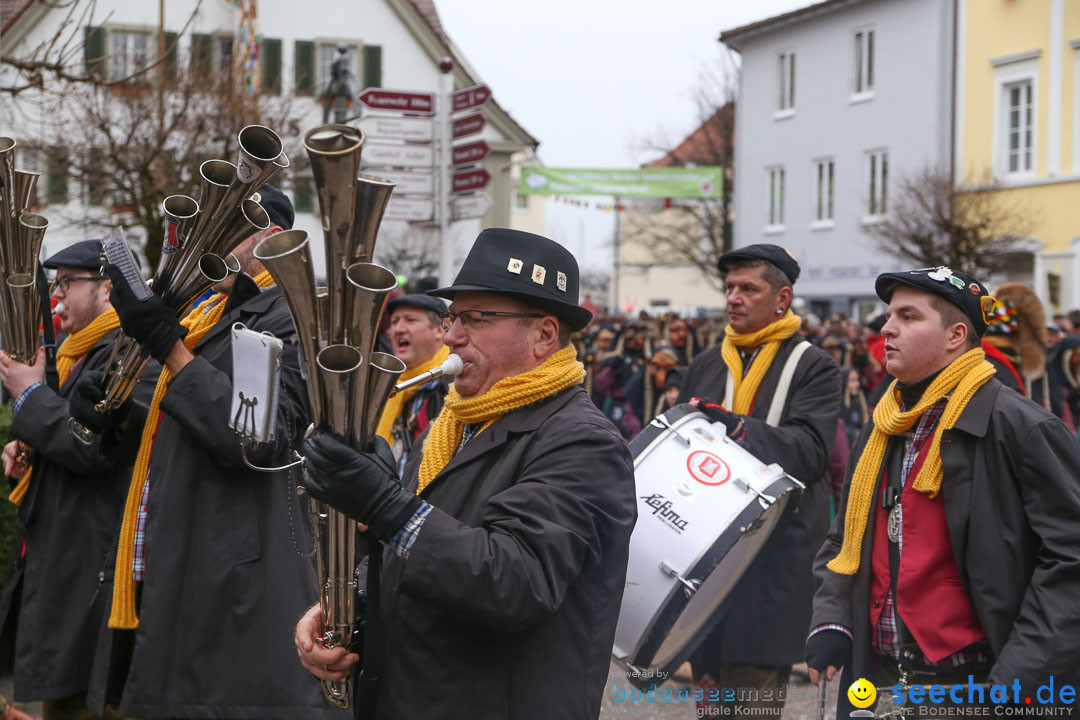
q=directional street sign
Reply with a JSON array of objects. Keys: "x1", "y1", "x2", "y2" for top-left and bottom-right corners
[
  {"x1": 370, "y1": 169, "x2": 435, "y2": 195},
  {"x1": 452, "y1": 112, "x2": 486, "y2": 139},
  {"x1": 451, "y1": 192, "x2": 493, "y2": 221},
  {"x1": 452, "y1": 167, "x2": 492, "y2": 194},
  {"x1": 357, "y1": 115, "x2": 434, "y2": 142},
  {"x1": 363, "y1": 142, "x2": 435, "y2": 169},
  {"x1": 384, "y1": 196, "x2": 435, "y2": 222},
  {"x1": 452, "y1": 84, "x2": 491, "y2": 113},
  {"x1": 357, "y1": 88, "x2": 435, "y2": 115},
  {"x1": 452, "y1": 140, "x2": 490, "y2": 167}
]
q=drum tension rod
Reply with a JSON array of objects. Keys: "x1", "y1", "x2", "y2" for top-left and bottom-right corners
[
  {"x1": 733, "y1": 477, "x2": 776, "y2": 509},
  {"x1": 651, "y1": 416, "x2": 690, "y2": 447},
  {"x1": 659, "y1": 561, "x2": 700, "y2": 598}
]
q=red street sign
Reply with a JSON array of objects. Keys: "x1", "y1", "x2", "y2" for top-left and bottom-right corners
[
  {"x1": 452, "y1": 112, "x2": 486, "y2": 139},
  {"x1": 453, "y1": 167, "x2": 491, "y2": 194},
  {"x1": 357, "y1": 88, "x2": 435, "y2": 115},
  {"x1": 452, "y1": 140, "x2": 491, "y2": 167},
  {"x1": 452, "y1": 84, "x2": 491, "y2": 113}
]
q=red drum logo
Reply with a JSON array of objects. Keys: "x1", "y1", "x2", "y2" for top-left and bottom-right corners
[{"x1": 686, "y1": 451, "x2": 730, "y2": 486}]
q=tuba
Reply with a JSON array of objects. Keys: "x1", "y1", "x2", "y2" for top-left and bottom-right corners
[
  {"x1": 0, "y1": 136, "x2": 48, "y2": 363},
  {"x1": 252, "y1": 124, "x2": 403, "y2": 709},
  {"x1": 69, "y1": 125, "x2": 288, "y2": 442}
]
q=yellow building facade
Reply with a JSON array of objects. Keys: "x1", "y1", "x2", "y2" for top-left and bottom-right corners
[{"x1": 958, "y1": 0, "x2": 1080, "y2": 311}]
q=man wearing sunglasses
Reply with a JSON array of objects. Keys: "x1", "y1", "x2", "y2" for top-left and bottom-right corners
[
  {"x1": 0, "y1": 239, "x2": 147, "y2": 720},
  {"x1": 295, "y1": 228, "x2": 637, "y2": 720}
]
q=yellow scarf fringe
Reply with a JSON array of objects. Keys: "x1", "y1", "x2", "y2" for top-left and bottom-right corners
[
  {"x1": 8, "y1": 309, "x2": 121, "y2": 506},
  {"x1": 826, "y1": 348, "x2": 995, "y2": 575},
  {"x1": 376, "y1": 345, "x2": 450, "y2": 445},
  {"x1": 720, "y1": 311, "x2": 802, "y2": 414},
  {"x1": 416, "y1": 345, "x2": 584, "y2": 495},
  {"x1": 109, "y1": 272, "x2": 274, "y2": 629}
]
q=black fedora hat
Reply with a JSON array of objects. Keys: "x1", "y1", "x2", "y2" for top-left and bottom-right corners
[{"x1": 428, "y1": 228, "x2": 593, "y2": 330}]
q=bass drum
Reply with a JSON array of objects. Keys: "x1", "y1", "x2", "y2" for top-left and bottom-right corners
[{"x1": 611, "y1": 404, "x2": 803, "y2": 688}]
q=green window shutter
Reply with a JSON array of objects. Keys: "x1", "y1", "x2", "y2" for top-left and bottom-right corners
[
  {"x1": 162, "y1": 31, "x2": 179, "y2": 83},
  {"x1": 87, "y1": 147, "x2": 107, "y2": 206},
  {"x1": 84, "y1": 26, "x2": 106, "y2": 79},
  {"x1": 362, "y1": 45, "x2": 382, "y2": 89},
  {"x1": 294, "y1": 40, "x2": 315, "y2": 96},
  {"x1": 261, "y1": 38, "x2": 282, "y2": 95},
  {"x1": 293, "y1": 174, "x2": 314, "y2": 213},
  {"x1": 45, "y1": 149, "x2": 68, "y2": 205},
  {"x1": 190, "y1": 33, "x2": 213, "y2": 79}
]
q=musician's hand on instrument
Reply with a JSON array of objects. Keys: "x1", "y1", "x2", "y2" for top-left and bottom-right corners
[
  {"x1": 301, "y1": 431, "x2": 421, "y2": 541},
  {"x1": 2, "y1": 441, "x2": 27, "y2": 479},
  {"x1": 805, "y1": 628, "x2": 851, "y2": 684},
  {"x1": 69, "y1": 370, "x2": 128, "y2": 433},
  {"x1": 295, "y1": 603, "x2": 359, "y2": 682},
  {"x1": 0, "y1": 348, "x2": 45, "y2": 397},
  {"x1": 690, "y1": 397, "x2": 742, "y2": 436},
  {"x1": 106, "y1": 264, "x2": 189, "y2": 363}
]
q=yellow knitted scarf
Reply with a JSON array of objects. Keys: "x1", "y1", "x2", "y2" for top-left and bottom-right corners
[
  {"x1": 376, "y1": 345, "x2": 450, "y2": 445},
  {"x1": 8, "y1": 309, "x2": 121, "y2": 506},
  {"x1": 109, "y1": 272, "x2": 274, "y2": 629},
  {"x1": 826, "y1": 348, "x2": 995, "y2": 575},
  {"x1": 416, "y1": 344, "x2": 584, "y2": 494},
  {"x1": 720, "y1": 311, "x2": 802, "y2": 414}
]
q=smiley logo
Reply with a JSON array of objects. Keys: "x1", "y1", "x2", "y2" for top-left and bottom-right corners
[{"x1": 848, "y1": 678, "x2": 876, "y2": 709}]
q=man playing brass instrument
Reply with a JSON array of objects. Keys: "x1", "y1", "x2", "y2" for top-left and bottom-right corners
[
  {"x1": 83, "y1": 187, "x2": 339, "y2": 719},
  {"x1": 0, "y1": 240, "x2": 144, "y2": 720},
  {"x1": 677, "y1": 243, "x2": 841, "y2": 715},
  {"x1": 294, "y1": 229, "x2": 637, "y2": 719}
]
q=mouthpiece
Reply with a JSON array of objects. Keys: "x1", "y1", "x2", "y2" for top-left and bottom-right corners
[
  {"x1": 53, "y1": 301, "x2": 65, "y2": 315},
  {"x1": 390, "y1": 353, "x2": 464, "y2": 397}
]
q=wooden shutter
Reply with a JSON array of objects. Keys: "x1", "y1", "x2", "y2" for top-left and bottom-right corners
[
  {"x1": 45, "y1": 149, "x2": 69, "y2": 205},
  {"x1": 294, "y1": 40, "x2": 315, "y2": 96},
  {"x1": 261, "y1": 38, "x2": 282, "y2": 95},
  {"x1": 362, "y1": 45, "x2": 382, "y2": 89},
  {"x1": 190, "y1": 33, "x2": 213, "y2": 79},
  {"x1": 163, "y1": 31, "x2": 179, "y2": 83},
  {"x1": 84, "y1": 26, "x2": 106, "y2": 79}
]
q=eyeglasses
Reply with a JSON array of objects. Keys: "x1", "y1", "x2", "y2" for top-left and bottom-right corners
[
  {"x1": 52, "y1": 275, "x2": 106, "y2": 294},
  {"x1": 439, "y1": 309, "x2": 545, "y2": 330}
]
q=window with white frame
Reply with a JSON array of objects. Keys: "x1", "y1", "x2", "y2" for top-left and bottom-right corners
[
  {"x1": 853, "y1": 29, "x2": 874, "y2": 94},
  {"x1": 1004, "y1": 79, "x2": 1034, "y2": 174},
  {"x1": 319, "y1": 43, "x2": 358, "y2": 91},
  {"x1": 767, "y1": 166, "x2": 785, "y2": 228},
  {"x1": 813, "y1": 158, "x2": 835, "y2": 223},
  {"x1": 110, "y1": 30, "x2": 151, "y2": 80},
  {"x1": 778, "y1": 51, "x2": 795, "y2": 112},
  {"x1": 866, "y1": 150, "x2": 888, "y2": 218}
]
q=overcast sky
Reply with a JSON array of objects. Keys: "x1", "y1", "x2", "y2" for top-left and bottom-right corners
[{"x1": 436, "y1": 0, "x2": 811, "y2": 277}]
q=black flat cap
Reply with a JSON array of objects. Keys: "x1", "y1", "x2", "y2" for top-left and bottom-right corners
[
  {"x1": 42, "y1": 239, "x2": 104, "y2": 272},
  {"x1": 875, "y1": 266, "x2": 996, "y2": 337},
  {"x1": 386, "y1": 293, "x2": 447, "y2": 316},
  {"x1": 718, "y1": 243, "x2": 800, "y2": 285},
  {"x1": 252, "y1": 184, "x2": 294, "y2": 230},
  {"x1": 429, "y1": 228, "x2": 592, "y2": 330}
]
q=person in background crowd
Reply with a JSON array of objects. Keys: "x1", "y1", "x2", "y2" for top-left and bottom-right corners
[
  {"x1": 625, "y1": 346, "x2": 678, "y2": 426},
  {"x1": 678, "y1": 243, "x2": 840, "y2": 717},
  {"x1": 662, "y1": 367, "x2": 684, "y2": 414},
  {"x1": 378, "y1": 294, "x2": 451, "y2": 474},
  {"x1": 841, "y1": 366, "x2": 869, "y2": 447},
  {"x1": 982, "y1": 284, "x2": 1045, "y2": 398},
  {"x1": 664, "y1": 317, "x2": 695, "y2": 365},
  {"x1": 808, "y1": 266, "x2": 1080, "y2": 716}
]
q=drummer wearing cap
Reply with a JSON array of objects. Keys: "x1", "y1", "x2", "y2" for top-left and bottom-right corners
[
  {"x1": 677, "y1": 243, "x2": 841, "y2": 714},
  {"x1": 294, "y1": 228, "x2": 636, "y2": 720},
  {"x1": 808, "y1": 267, "x2": 1080, "y2": 715}
]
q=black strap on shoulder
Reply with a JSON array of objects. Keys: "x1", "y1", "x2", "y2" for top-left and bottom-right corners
[
  {"x1": 35, "y1": 266, "x2": 59, "y2": 392},
  {"x1": 353, "y1": 534, "x2": 381, "y2": 719}
]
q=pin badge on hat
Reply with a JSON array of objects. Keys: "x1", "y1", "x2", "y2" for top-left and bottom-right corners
[
  {"x1": 532, "y1": 264, "x2": 546, "y2": 285},
  {"x1": 949, "y1": 276, "x2": 966, "y2": 290},
  {"x1": 556, "y1": 271, "x2": 567, "y2": 292},
  {"x1": 969, "y1": 282, "x2": 981, "y2": 295},
  {"x1": 981, "y1": 295, "x2": 998, "y2": 325},
  {"x1": 507, "y1": 258, "x2": 523, "y2": 274},
  {"x1": 928, "y1": 266, "x2": 953, "y2": 282}
]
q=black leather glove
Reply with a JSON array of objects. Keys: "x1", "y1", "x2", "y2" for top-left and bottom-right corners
[
  {"x1": 107, "y1": 265, "x2": 188, "y2": 363},
  {"x1": 301, "y1": 431, "x2": 422, "y2": 542},
  {"x1": 69, "y1": 370, "x2": 129, "y2": 433},
  {"x1": 693, "y1": 397, "x2": 742, "y2": 436},
  {"x1": 805, "y1": 629, "x2": 852, "y2": 674}
]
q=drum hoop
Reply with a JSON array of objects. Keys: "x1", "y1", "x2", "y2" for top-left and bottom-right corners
[
  {"x1": 628, "y1": 403, "x2": 701, "y2": 466},
  {"x1": 625, "y1": 475, "x2": 800, "y2": 688}
]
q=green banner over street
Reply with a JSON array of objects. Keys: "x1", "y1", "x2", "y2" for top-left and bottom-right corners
[{"x1": 519, "y1": 166, "x2": 722, "y2": 199}]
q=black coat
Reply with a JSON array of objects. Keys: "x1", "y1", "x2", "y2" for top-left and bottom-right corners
[
  {"x1": 677, "y1": 334, "x2": 841, "y2": 666},
  {"x1": 1, "y1": 329, "x2": 146, "y2": 702},
  {"x1": 88, "y1": 287, "x2": 343, "y2": 719},
  {"x1": 374, "y1": 385, "x2": 636, "y2": 720},
  {"x1": 812, "y1": 380, "x2": 1080, "y2": 696}
]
